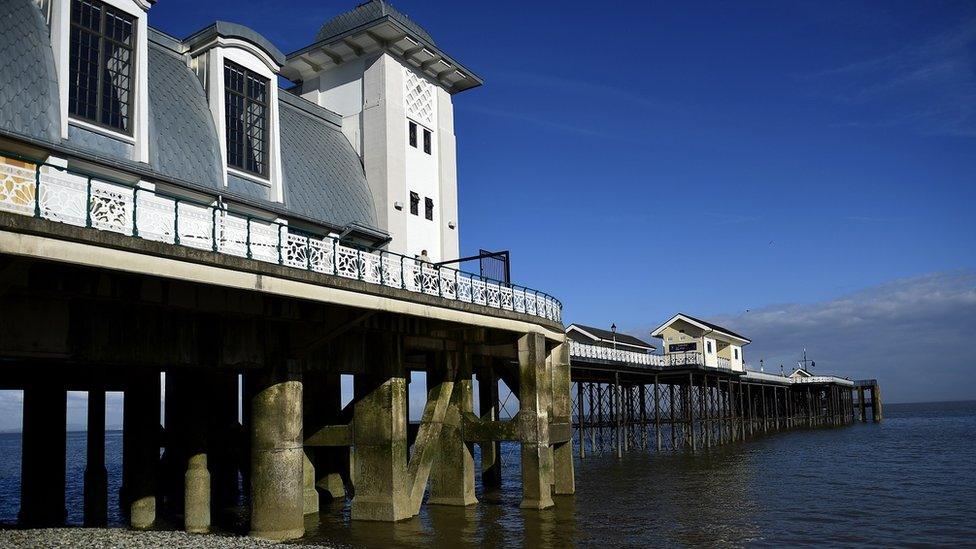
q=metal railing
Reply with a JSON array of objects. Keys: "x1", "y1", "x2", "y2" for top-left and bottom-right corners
[
  {"x1": 568, "y1": 344, "x2": 743, "y2": 373},
  {"x1": 568, "y1": 340, "x2": 658, "y2": 366},
  {"x1": 0, "y1": 152, "x2": 562, "y2": 323}
]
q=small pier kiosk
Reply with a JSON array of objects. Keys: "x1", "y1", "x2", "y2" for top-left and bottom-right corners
[{"x1": 568, "y1": 313, "x2": 871, "y2": 459}]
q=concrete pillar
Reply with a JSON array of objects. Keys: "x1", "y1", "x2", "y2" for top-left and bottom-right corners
[
  {"x1": 427, "y1": 351, "x2": 477, "y2": 506},
  {"x1": 303, "y1": 370, "x2": 348, "y2": 513},
  {"x1": 477, "y1": 361, "x2": 502, "y2": 488},
  {"x1": 20, "y1": 385, "x2": 67, "y2": 527},
  {"x1": 249, "y1": 361, "x2": 304, "y2": 540},
  {"x1": 550, "y1": 343, "x2": 575, "y2": 496},
  {"x1": 871, "y1": 384, "x2": 883, "y2": 423},
  {"x1": 84, "y1": 389, "x2": 108, "y2": 527},
  {"x1": 518, "y1": 332, "x2": 554, "y2": 510},
  {"x1": 184, "y1": 382, "x2": 211, "y2": 534},
  {"x1": 351, "y1": 332, "x2": 410, "y2": 521},
  {"x1": 858, "y1": 387, "x2": 866, "y2": 422},
  {"x1": 124, "y1": 371, "x2": 160, "y2": 530}
]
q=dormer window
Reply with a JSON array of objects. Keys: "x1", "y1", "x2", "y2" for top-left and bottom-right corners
[
  {"x1": 68, "y1": 0, "x2": 135, "y2": 134},
  {"x1": 224, "y1": 61, "x2": 269, "y2": 177}
]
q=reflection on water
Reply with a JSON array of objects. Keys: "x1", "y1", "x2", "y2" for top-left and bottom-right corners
[
  {"x1": 301, "y1": 401, "x2": 976, "y2": 547},
  {"x1": 2, "y1": 402, "x2": 976, "y2": 547}
]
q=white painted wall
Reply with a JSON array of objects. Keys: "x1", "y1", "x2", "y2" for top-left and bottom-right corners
[{"x1": 302, "y1": 53, "x2": 459, "y2": 261}]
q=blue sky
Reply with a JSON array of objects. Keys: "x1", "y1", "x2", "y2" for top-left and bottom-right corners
[
  {"x1": 1, "y1": 0, "x2": 972, "y2": 432},
  {"x1": 151, "y1": 0, "x2": 974, "y2": 402}
]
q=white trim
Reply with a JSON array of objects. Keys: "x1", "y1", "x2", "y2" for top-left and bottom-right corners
[
  {"x1": 68, "y1": 118, "x2": 137, "y2": 145},
  {"x1": 650, "y1": 313, "x2": 750, "y2": 345},
  {"x1": 49, "y1": 0, "x2": 150, "y2": 162}
]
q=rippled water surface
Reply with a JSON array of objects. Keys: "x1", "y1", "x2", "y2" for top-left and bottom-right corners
[{"x1": 2, "y1": 401, "x2": 975, "y2": 547}]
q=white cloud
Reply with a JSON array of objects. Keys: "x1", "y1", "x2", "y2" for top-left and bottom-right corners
[{"x1": 705, "y1": 270, "x2": 976, "y2": 403}]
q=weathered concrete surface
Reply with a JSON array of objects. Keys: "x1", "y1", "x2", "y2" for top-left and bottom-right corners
[
  {"x1": 550, "y1": 343, "x2": 575, "y2": 496},
  {"x1": 518, "y1": 332, "x2": 554, "y2": 510},
  {"x1": 476, "y1": 362, "x2": 502, "y2": 489},
  {"x1": 185, "y1": 453, "x2": 211, "y2": 533},
  {"x1": 351, "y1": 333, "x2": 411, "y2": 521},
  {"x1": 249, "y1": 362, "x2": 304, "y2": 540},
  {"x1": 303, "y1": 370, "x2": 347, "y2": 511},
  {"x1": 20, "y1": 384, "x2": 67, "y2": 527},
  {"x1": 427, "y1": 352, "x2": 477, "y2": 507},
  {"x1": 0, "y1": 217, "x2": 563, "y2": 336}
]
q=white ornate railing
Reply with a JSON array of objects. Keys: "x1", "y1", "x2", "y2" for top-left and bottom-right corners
[
  {"x1": 0, "y1": 153, "x2": 562, "y2": 323},
  {"x1": 717, "y1": 357, "x2": 731, "y2": 370},
  {"x1": 568, "y1": 341, "x2": 658, "y2": 366}
]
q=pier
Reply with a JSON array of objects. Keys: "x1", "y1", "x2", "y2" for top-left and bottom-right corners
[
  {"x1": 567, "y1": 318, "x2": 879, "y2": 458},
  {"x1": 0, "y1": 0, "x2": 884, "y2": 542}
]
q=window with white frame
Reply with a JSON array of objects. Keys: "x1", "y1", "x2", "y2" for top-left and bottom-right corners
[
  {"x1": 224, "y1": 60, "x2": 269, "y2": 177},
  {"x1": 68, "y1": 0, "x2": 135, "y2": 134}
]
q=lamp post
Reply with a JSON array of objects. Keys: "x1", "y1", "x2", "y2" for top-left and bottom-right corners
[{"x1": 611, "y1": 323, "x2": 617, "y2": 351}]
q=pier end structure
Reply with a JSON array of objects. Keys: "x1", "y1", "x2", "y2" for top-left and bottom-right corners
[{"x1": 568, "y1": 315, "x2": 869, "y2": 456}]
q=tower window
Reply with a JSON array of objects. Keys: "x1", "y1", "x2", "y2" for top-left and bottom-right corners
[
  {"x1": 425, "y1": 197, "x2": 434, "y2": 220},
  {"x1": 410, "y1": 192, "x2": 419, "y2": 215},
  {"x1": 409, "y1": 121, "x2": 417, "y2": 148},
  {"x1": 734, "y1": 348, "x2": 739, "y2": 359},
  {"x1": 423, "y1": 129, "x2": 432, "y2": 154},
  {"x1": 224, "y1": 61, "x2": 269, "y2": 177},
  {"x1": 706, "y1": 341, "x2": 712, "y2": 354},
  {"x1": 68, "y1": 0, "x2": 135, "y2": 133}
]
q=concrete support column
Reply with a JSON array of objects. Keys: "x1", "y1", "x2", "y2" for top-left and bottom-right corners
[
  {"x1": 84, "y1": 389, "x2": 108, "y2": 527},
  {"x1": 303, "y1": 370, "x2": 348, "y2": 512},
  {"x1": 871, "y1": 385, "x2": 883, "y2": 423},
  {"x1": 184, "y1": 382, "x2": 211, "y2": 534},
  {"x1": 428, "y1": 351, "x2": 477, "y2": 506},
  {"x1": 124, "y1": 371, "x2": 160, "y2": 530},
  {"x1": 351, "y1": 332, "x2": 410, "y2": 521},
  {"x1": 477, "y1": 360, "x2": 502, "y2": 488},
  {"x1": 551, "y1": 343, "x2": 575, "y2": 496},
  {"x1": 20, "y1": 384, "x2": 67, "y2": 527},
  {"x1": 249, "y1": 360, "x2": 304, "y2": 540},
  {"x1": 518, "y1": 332, "x2": 554, "y2": 510},
  {"x1": 858, "y1": 387, "x2": 866, "y2": 422}
]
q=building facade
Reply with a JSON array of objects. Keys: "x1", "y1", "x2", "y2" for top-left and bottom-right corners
[{"x1": 2, "y1": 0, "x2": 480, "y2": 264}]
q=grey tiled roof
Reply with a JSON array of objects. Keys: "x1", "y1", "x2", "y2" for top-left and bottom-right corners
[
  {"x1": 147, "y1": 44, "x2": 223, "y2": 191},
  {"x1": 0, "y1": 1, "x2": 380, "y2": 236},
  {"x1": 279, "y1": 99, "x2": 377, "y2": 229},
  {"x1": 316, "y1": 0, "x2": 435, "y2": 45},
  {"x1": 0, "y1": 0, "x2": 61, "y2": 144}
]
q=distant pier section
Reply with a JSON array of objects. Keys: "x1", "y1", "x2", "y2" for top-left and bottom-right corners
[{"x1": 567, "y1": 315, "x2": 881, "y2": 458}]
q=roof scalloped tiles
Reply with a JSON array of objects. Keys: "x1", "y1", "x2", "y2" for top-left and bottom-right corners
[
  {"x1": 0, "y1": 0, "x2": 61, "y2": 145},
  {"x1": 147, "y1": 45, "x2": 223, "y2": 191},
  {"x1": 279, "y1": 102, "x2": 377, "y2": 229}
]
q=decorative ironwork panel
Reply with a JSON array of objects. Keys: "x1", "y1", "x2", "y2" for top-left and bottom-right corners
[
  {"x1": 38, "y1": 167, "x2": 87, "y2": 226},
  {"x1": 0, "y1": 157, "x2": 35, "y2": 215},
  {"x1": 89, "y1": 180, "x2": 133, "y2": 234},
  {"x1": 177, "y1": 202, "x2": 213, "y2": 250}
]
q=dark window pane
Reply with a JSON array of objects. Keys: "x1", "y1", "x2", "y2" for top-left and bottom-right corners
[
  {"x1": 423, "y1": 129, "x2": 431, "y2": 154},
  {"x1": 425, "y1": 197, "x2": 433, "y2": 220},
  {"x1": 408, "y1": 121, "x2": 417, "y2": 148},
  {"x1": 68, "y1": 0, "x2": 134, "y2": 133},
  {"x1": 410, "y1": 192, "x2": 419, "y2": 215},
  {"x1": 224, "y1": 60, "x2": 269, "y2": 177}
]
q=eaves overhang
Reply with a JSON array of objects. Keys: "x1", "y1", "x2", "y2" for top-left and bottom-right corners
[{"x1": 283, "y1": 16, "x2": 483, "y2": 94}]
